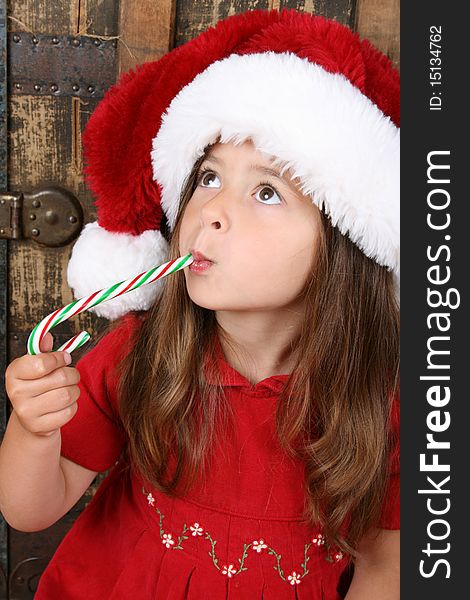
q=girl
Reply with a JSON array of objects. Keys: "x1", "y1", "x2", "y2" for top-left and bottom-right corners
[{"x1": 0, "y1": 9, "x2": 399, "y2": 599}]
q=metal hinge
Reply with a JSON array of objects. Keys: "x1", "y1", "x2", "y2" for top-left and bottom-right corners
[
  {"x1": 0, "y1": 185, "x2": 83, "y2": 246},
  {"x1": 8, "y1": 32, "x2": 117, "y2": 98}
]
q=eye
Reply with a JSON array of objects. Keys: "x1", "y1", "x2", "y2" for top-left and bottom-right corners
[
  {"x1": 197, "y1": 168, "x2": 220, "y2": 188},
  {"x1": 255, "y1": 184, "x2": 282, "y2": 205},
  {"x1": 196, "y1": 168, "x2": 283, "y2": 205}
]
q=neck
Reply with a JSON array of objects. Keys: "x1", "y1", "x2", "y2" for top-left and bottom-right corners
[{"x1": 215, "y1": 303, "x2": 304, "y2": 385}]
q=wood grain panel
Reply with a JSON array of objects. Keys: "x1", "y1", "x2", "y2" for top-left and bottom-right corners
[
  {"x1": 272, "y1": 0, "x2": 354, "y2": 25},
  {"x1": 83, "y1": 0, "x2": 119, "y2": 37},
  {"x1": 175, "y1": 0, "x2": 270, "y2": 47},
  {"x1": 354, "y1": 0, "x2": 399, "y2": 69},
  {"x1": 8, "y1": 0, "x2": 80, "y2": 34},
  {"x1": 118, "y1": 0, "x2": 176, "y2": 73}
]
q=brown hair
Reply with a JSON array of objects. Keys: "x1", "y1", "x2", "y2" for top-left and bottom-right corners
[{"x1": 115, "y1": 142, "x2": 399, "y2": 556}]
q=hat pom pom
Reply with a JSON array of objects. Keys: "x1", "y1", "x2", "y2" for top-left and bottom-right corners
[{"x1": 66, "y1": 222, "x2": 170, "y2": 320}]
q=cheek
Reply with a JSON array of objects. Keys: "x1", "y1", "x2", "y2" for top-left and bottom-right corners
[
  {"x1": 230, "y1": 219, "x2": 317, "y2": 298},
  {"x1": 275, "y1": 218, "x2": 319, "y2": 285},
  {"x1": 178, "y1": 204, "x2": 195, "y2": 247}
]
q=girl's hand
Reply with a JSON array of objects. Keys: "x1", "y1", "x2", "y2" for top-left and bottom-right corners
[{"x1": 5, "y1": 332, "x2": 80, "y2": 438}]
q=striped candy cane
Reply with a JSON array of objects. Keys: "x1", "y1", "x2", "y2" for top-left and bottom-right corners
[{"x1": 27, "y1": 253, "x2": 194, "y2": 356}]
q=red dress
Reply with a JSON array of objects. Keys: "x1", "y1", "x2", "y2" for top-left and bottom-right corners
[{"x1": 35, "y1": 314, "x2": 399, "y2": 599}]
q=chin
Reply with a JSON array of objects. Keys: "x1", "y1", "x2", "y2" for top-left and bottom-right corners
[
  {"x1": 186, "y1": 288, "x2": 218, "y2": 311},
  {"x1": 186, "y1": 292, "x2": 240, "y2": 312}
]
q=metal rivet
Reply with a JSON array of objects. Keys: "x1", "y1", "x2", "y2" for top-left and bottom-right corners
[
  {"x1": 14, "y1": 83, "x2": 21, "y2": 90},
  {"x1": 45, "y1": 211, "x2": 58, "y2": 225},
  {"x1": 72, "y1": 84, "x2": 80, "y2": 92},
  {"x1": 0, "y1": 199, "x2": 4, "y2": 204},
  {"x1": 13, "y1": 34, "x2": 21, "y2": 43},
  {"x1": 34, "y1": 84, "x2": 41, "y2": 92},
  {"x1": 94, "y1": 39, "x2": 101, "y2": 47},
  {"x1": 0, "y1": 228, "x2": 4, "y2": 234},
  {"x1": 87, "y1": 85, "x2": 95, "y2": 93},
  {"x1": 31, "y1": 228, "x2": 40, "y2": 236},
  {"x1": 13, "y1": 334, "x2": 19, "y2": 341},
  {"x1": 50, "y1": 84, "x2": 58, "y2": 92},
  {"x1": 29, "y1": 213, "x2": 36, "y2": 220},
  {"x1": 72, "y1": 38, "x2": 80, "y2": 47},
  {"x1": 69, "y1": 215, "x2": 77, "y2": 224},
  {"x1": 32, "y1": 36, "x2": 39, "y2": 45},
  {"x1": 52, "y1": 37, "x2": 59, "y2": 44},
  {"x1": 32, "y1": 199, "x2": 41, "y2": 208}
]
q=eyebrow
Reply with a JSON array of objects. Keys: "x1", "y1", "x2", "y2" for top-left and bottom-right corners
[{"x1": 202, "y1": 154, "x2": 287, "y2": 184}]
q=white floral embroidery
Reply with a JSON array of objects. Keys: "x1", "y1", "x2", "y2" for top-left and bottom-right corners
[
  {"x1": 142, "y1": 486, "x2": 347, "y2": 586},
  {"x1": 252, "y1": 539, "x2": 268, "y2": 553},
  {"x1": 190, "y1": 522, "x2": 204, "y2": 536},
  {"x1": 334, "y1": 551, "x2": 344, "y2": 562},
  {"x1": 312, "y1": 533, "x2": 325, "y2": 546},
  {"x1": 287, "y1": 571, "x2": 301, "y2": 585},
  {"x1": 162, "y1": 533, "x2": 175, "y2": 548},
  {"x1": 222, "y1": 564, "x2": 237, "y2": 578}
]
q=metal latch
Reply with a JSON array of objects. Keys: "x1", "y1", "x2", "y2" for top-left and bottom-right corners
[{"x1": 0, "y1": 185, "x2": 83, "y2": 246}]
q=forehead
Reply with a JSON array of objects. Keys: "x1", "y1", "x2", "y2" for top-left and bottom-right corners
[
  {"x1": 205, "y1": 140, "x2": 276, "y2": 165},
  {"x1": 203, "y1": 140, "x2": 301, "y2": 192}
]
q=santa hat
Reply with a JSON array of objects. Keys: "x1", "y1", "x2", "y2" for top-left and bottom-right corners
[{"x1": 67, "y1": 8, "x2": 400, "y2": 320}]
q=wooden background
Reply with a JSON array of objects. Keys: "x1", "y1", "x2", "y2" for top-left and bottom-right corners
[{"x1": 2, "y1": 0, "x2": 399, "y2": 597}]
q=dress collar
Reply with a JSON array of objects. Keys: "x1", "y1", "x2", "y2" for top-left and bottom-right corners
[{"x1": 203, "y1": 333, "x2": 291, "y2": 394}]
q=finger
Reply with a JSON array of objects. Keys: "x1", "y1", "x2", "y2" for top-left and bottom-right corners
[
  {"x1": 39, "y1": 331, "x2": 54, "y2": 354},
  {"x1": 21, "y1": 366, "x2": 80, "y2": 398},
  {"x1": 33, "y1": 385, "x2": 81, "y2": 418},
  {"x1": 29, "y1": 399, "x2": 79, "y2": 435},
  {"x1": 13, "y1": 349, "x2": 72, "y2": 381},
  {"x1": 14, "y1": 384, "x2": 80, "y2": 426}
]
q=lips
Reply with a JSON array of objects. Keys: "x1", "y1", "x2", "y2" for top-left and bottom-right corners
[
  {"x1": 190, "y1": 249, "x2": 213, "y2": 262},
  {"x1": 189, "y1": 249, "x2": 214, "y2": 273}
]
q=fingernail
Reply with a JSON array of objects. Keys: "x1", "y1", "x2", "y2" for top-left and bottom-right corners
[{"x1": 64, "y1": 352, "x2": 72, "y2": 364}]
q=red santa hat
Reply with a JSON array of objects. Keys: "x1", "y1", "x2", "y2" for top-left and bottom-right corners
[{"x1": 67, "y1": 8, "x2": 400, "y2": 320}]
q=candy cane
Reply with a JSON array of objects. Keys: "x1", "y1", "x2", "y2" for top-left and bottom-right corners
[{"x1": 27, "y1": 253, "x2": 194, "y2": 356}]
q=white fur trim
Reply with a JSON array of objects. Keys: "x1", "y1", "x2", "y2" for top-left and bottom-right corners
[
  {"x1": 151, "y1": 51, "x2": 399, "y2": 274},
  {"x1": 66, "y1": 221, "x2": 169, "y2": 320}
]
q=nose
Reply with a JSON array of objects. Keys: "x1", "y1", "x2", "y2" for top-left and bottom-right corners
[{"x1": 199, "y1": 190, "x2": 230, "y2": 232}]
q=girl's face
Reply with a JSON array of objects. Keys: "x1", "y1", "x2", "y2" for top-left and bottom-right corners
[{"x1": 178, "y1": 140, "x2": 322, "y2": 312}]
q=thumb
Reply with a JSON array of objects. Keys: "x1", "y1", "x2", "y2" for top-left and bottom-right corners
[{"x1": 39, "y1": 331, "x2": 54, "y2": 354}]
